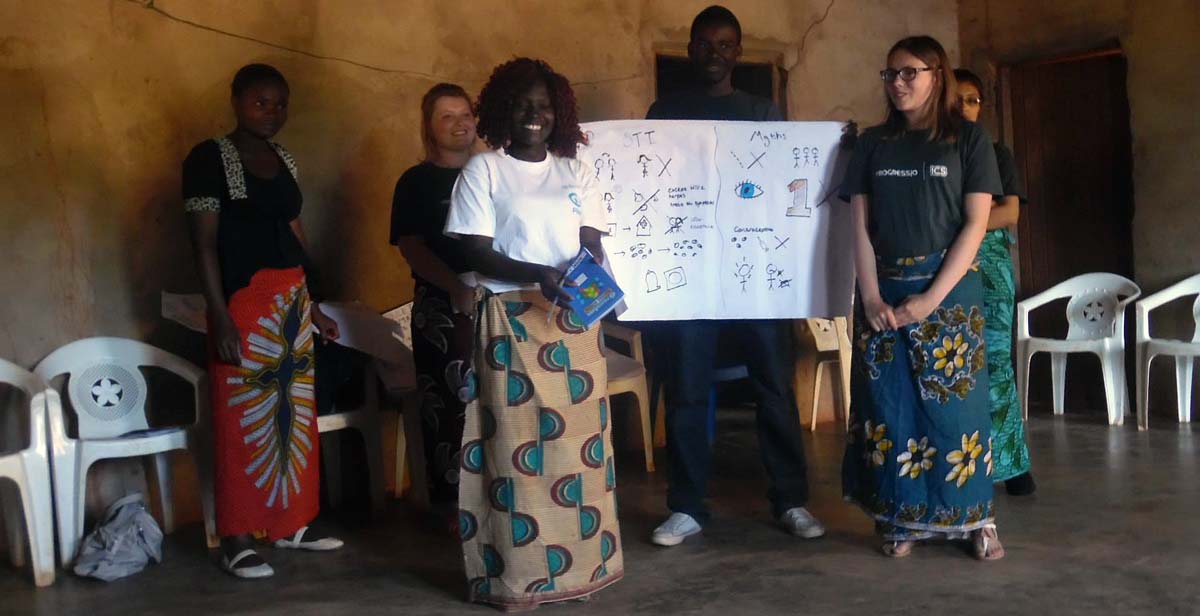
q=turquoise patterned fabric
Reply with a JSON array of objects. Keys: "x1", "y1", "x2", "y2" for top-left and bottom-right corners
[{"x1": 978, "y1": 229, "x2": 1032, "y2": 481}]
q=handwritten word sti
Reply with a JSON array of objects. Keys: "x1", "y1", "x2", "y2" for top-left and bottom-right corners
[{"x1": 623, "y1": 130, "x2": 657, "y2": 148}]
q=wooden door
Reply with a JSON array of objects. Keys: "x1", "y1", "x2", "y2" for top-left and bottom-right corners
[{"x1": 1006, "y1": 50, "x2": 1135, "y2": 415}]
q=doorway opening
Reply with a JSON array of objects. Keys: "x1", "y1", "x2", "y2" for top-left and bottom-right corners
[{"x1": 1002, "y1": 47, "x2": 1135, "y2": 416}]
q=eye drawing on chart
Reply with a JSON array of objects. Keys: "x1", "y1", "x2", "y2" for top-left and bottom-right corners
[
  {"x1": 730, "y1": 235, "x2": 749, "y2": 249},
  {"x1": 664, "y1": 267, "x2": 687, "y2": 291},
  {"x1": 665, "y1": 216, "x2": 685, "y2": 234},
  {"x1": 636, "y1": 154, "x2": 652, "y2": 178},
  {"x1": 734, "y1": 181, "x2": 764, "y2": 199},
  {"x1": 635, "y1": 215, "x2": 653, "y2": 237},
  {"x1": 593, "y1": 153, "x2": 616, "y2": 180},
  {"x1": 786, "y1": 179, "x2": 811, "y2": 217},
  {"x1": 733, "y1": 258, "x2": 754, "y2": 292},
  {"x1": 645, "y1": 270, "x2": 662, "y2": 293}
]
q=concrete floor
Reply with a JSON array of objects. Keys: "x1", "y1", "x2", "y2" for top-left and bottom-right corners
[{"x1": 6, "y1": 411, "x2": 1200, "y2": 615}]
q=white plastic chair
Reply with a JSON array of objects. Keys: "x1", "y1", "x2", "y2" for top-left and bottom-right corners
[
  {"x1": 1015, "y1": 273, "x2": 1141, "y2": 425},
  {"x1": 0, "y1": 359, "x2": 56, "y2": 586},
  {"x1": 34, "y1": 337, "x2": 216, "y2": 565},
  {"x1": 318, "y1": 302, "x2": 418, "y2": 515},
  {"x1": 317, "y1": 369, "x2": 387, "y2": 516},
  {"x1": 380, "y1": 303, "x2": 425, "y2": 504},
  {"x1": 601, "y1": 322, "x2": 657, "y2": 472},
  {"x1": 794, "y1": 318, "x2": 852, "y2": 431},
  {"x1": 1135, "y1": 273, "x2": 1200, "y2": 430}
]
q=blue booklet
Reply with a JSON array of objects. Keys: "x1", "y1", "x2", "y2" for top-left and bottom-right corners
[{"x1": 560, "y1": 247, "x2": 624, "y2": 328}]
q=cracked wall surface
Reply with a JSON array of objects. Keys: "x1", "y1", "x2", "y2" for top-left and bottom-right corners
[{"x1": 0, "y1": 0, "x2": 957, "y2": 368}]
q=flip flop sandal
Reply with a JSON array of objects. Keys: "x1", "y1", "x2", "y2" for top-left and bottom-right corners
[
  {"x1": 274, "y1": 526, "x2": 344, "y2": 551},
  {"x1": 881, "y1": 541, "x2": 914, "y2": 558},
  {"x1": 973, "y1": 525, "x2": 1005, "y2": 561},
  {"x1": 221, "y1": 549, "x2": 274, "y2": 579}
]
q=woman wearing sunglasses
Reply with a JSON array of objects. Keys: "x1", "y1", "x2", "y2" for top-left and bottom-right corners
[
  {"x1": 954, "y1": 68, "x2": 1036, "y2": 497},
  {"x1": 840, "y1": 36, "x2": 1006, "y2": 560}
]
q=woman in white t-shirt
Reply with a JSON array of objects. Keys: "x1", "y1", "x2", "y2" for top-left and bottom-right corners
[{"x1": 444, "y1": 58, "x2": 622, "y2": 610}]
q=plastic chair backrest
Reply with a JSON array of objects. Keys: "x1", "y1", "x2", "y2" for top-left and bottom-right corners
[
  {"x1": 34, "y1": 337, "x2": 198, "y2": 440},
  {"x1": 1141, "y1": 274, "x2": 1200, "y2": 343},
  {"x1": 1060, "y1": 273, "x2": 1140, "y2": 340},
  {"x1": 381, "y1": 302, "x2": 414, "y2": 350},
  {"x1": 807, "y1": 318, "x2": 841, "y2": 352},
  {"x1": 1194, "y1": 295, "x2": 1200, "y2": 343},
  {"x1": 0, "y1": 358, "x2": 48, "y2": 456}
]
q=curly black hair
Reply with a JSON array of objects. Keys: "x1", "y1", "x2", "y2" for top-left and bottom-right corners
[{"x1": 475, "y1": 58, "x2": 586, "y2": 158}]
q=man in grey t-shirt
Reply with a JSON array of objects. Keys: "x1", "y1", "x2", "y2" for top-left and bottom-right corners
[{"x1": 646, "y1": 5, "x2": 825, "y2": 548}]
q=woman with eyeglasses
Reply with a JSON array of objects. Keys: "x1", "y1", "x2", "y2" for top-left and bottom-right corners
[
  {"x1": 954, "y1": 68, "x2": 1036, "y2": 497},
  {"x1": 840, "y1": 36, "x2": 1005, "y2": 560}
]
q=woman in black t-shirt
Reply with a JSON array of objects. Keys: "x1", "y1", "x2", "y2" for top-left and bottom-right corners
[
  {"x1": 389, "y1": 83, "x2": 478, "y2": 520},
  {"x1": 955, "y1": 68, "x2": 1036, "y2": 496},
  {"x1": 184, "y1": 64, "x2": 343, "y2": 579},
  {"x1": 840, "y1": 36, "x2": 1006, "y2": 560}
]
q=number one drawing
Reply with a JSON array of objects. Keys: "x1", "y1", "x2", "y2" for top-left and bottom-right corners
[{"x1": 786, "y1": 179, "x2": 811, "y2": 218}]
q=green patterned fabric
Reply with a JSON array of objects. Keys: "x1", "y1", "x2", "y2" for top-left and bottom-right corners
[{"x1": 978, "y1": 229, "x2": 1031, "y2": 481}]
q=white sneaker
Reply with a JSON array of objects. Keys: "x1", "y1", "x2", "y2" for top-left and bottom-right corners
[
  {"x1": 651, "y1": 512, "x2": 702, "y2": 546},
  {"x1": 779, "y1": 507, "x2": 825, "y2": 538}
]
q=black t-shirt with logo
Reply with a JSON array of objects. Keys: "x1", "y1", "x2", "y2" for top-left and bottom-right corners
[
  {"x1": 389, "y1": 161, "x2": 471, "y2": 281},
  {"x1": 993, "y1": 141, "x2": 1027, "y2": 203},
  {"x1": 838, "y1": 121, "x2": 1002, "y2": 258}
]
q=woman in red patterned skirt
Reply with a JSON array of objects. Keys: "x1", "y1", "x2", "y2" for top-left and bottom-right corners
[{"x1": 184, "y1": 64, "x2": 343, "y2": 579}]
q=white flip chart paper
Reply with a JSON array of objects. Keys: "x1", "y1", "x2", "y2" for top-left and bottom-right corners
[{"x1": 578, "y1": 120, "x2": 854, "y2": 321}]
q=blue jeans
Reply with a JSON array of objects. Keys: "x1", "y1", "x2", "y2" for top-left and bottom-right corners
[{"x1": 661, "y1": 319, "x2": 810, "y2": 522}]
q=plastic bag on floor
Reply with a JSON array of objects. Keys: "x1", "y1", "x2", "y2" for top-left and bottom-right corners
[{"x1": 73, "y1": 492, "x2": 163, "y2": 581}]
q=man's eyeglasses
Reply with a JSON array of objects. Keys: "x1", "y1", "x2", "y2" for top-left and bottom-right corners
[
  {"x1": 880, "y1": 66, "x2": 936, "y2": 82},
  {"x1": 960, "y1": 95, "x2": 983, "y2": 107}
]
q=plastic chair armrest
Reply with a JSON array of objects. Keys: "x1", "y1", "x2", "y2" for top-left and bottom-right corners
[{"x1": 602, "y1": 322, "x2": 643, "y2": 363}]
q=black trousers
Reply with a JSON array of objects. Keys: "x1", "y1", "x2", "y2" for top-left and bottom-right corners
[{"x1": 661, "y1": 319, "x2": 810, "y2": 521}]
